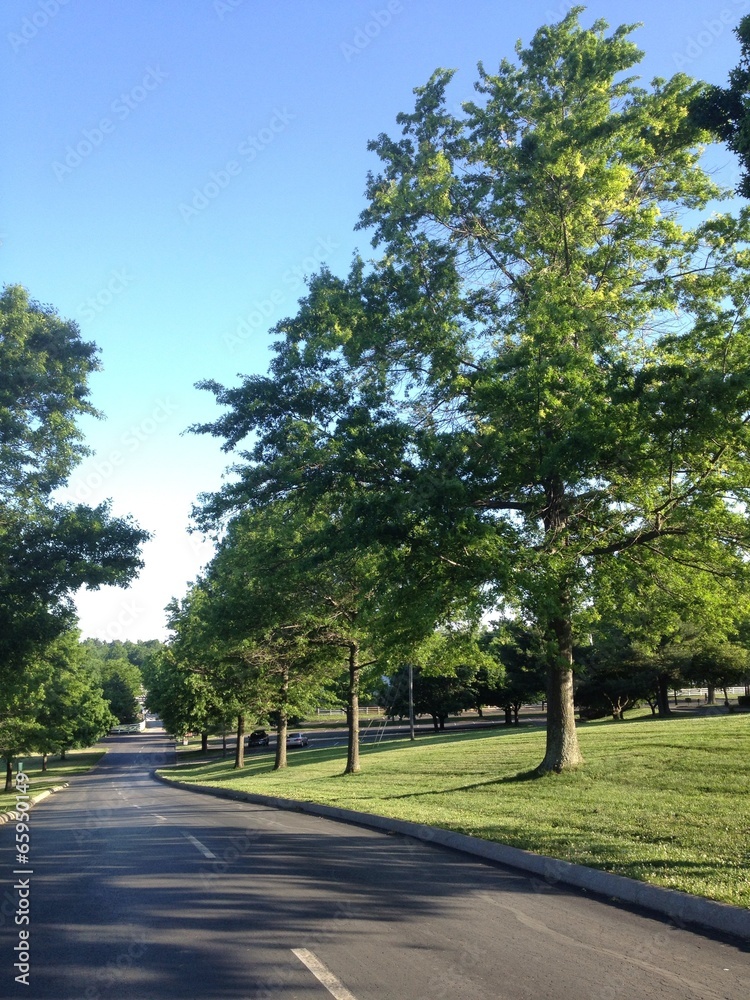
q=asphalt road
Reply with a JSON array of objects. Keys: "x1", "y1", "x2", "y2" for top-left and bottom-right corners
[{"x1": 1, "y1": 729, "x2": 748, "y2": 999}]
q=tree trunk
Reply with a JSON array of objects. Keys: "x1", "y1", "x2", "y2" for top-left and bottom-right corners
[
  {"x1": 42, "y1": 754, "x2": 48, "y2": 772},
  {"x1": 706, "y1": 683, "x2": 716, "y2": 705},
  {"x1": 656, "y1": 674, "x2": 672, "y2": 716},
  {"x1": 234, "y1": 713, "x2": 245, "y2": 769},
  {"x1": 222, "y1": 729, "x2": 227, "y2": 756},
  {"x1": 344, "y1": 642, "x2": 360, "y2": 775},
  {"x1": 537, "y1": 488, "x2": 583, "y2": 774},
  {"x1": 60, "y1": 748, "x2": 66, "y2": 761},
  {"x1": 274, "y1": 662, "x2": 289, "y2": 770},
  {"x1": 201, "y1": 731, "x2": 208, "y2": 753},
  {"x1": 513, "y1": 703, "x2": 521, "y2": 725},
  {"x1": 504, "y1": 704, "x2": 513, "y2": 726},
  {"x1": 537, "y1": 616, "x2": 583, "y2": 773},
  {"x1": 4, "y1": 758, "x2": 13, "y2": 793}
]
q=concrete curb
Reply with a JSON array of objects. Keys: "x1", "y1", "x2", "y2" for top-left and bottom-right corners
[
  {"x1": 153, "y1": 769, "x2": 750, "y2": 944},
  {"x1": 0, "y1": 783, "x2": 69, "y2": 825}
]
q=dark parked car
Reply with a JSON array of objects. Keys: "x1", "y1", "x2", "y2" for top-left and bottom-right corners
[{"x1": 245, "y1": 729, "x2": 270, "y2": 748}]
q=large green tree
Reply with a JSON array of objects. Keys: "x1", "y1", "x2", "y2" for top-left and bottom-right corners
[
  {"x1": 0, "y1": 285, "x2": 148, "y2": 672},
  {"x1": 348, "y1": 10, "x2": 750, "y2": 770},
  {"x1": 1, "y1": 286, "x2": 147, "y2": 784},
  {"x1": 480, "y1": 624, "x2": 547, "y2": 725},
  {"x1": 142, "y1": 640, "x2": 226, "y2": 748},
  {"x1": 192, "y1": 11, "x2": 750, "y2": 774},
  {"x1": 0, "y1": 653, "x2": 48, "y2": 792}
]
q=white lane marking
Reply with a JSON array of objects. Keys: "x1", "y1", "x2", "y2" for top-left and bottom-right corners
[
  {"x1": 292, "y1": 949, "x2": 359, "y2": 1000},
  {"x1": 152, "y1": 813, "x2": 167, "y2": 821},
  {"x1": 183, "y1": 833, "x2": 216, "y2": 859}
]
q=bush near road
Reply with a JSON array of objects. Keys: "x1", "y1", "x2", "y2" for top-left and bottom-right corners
[{"x1": 161, "y1": 712, "x2": 749, "y2": 909}]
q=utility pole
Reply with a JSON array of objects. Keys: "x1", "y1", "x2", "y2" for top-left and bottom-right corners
[{"x1": 408, "y1": 662, "x2": 415, "y2": 741}]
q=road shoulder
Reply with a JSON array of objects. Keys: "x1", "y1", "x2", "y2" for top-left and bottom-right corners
[{"x1": 153, "y1": 767, "x2": 750, "y2": 944}]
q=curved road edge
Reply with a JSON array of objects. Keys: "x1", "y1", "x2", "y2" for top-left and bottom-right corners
[
  {"x1": 0, "y1": 743, "x2": 110, "y2": 825},
  {"x1": 0, "y1": 782, "x2": 69, "y2": 824},
  {"x1": 152, "y1": 767, "x2": 750, "y2": 944}
]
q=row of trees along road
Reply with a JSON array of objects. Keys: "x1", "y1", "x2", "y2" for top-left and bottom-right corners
[
  {"x1": 0, "y1": 286, "x2": 149, "y2": 790},
  {"x1": 167, "y1": 10, "x2": 750, "y2": 774}
]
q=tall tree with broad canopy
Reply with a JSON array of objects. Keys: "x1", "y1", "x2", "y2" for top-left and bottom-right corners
[
  {"x1": 193, "y1": 11, "x2": 750, "y2": 773},
  {"x1": 351, "y1": 9, "x2": 750, "y2": 771},
  {"x1": 142, "y1": 641, "x2": 229, "y2": 751},
  {"x1": 1, "y1": 286, "x2": 147, "y2": 785},
  {"x1": 0, "y1": 285, "x2": 149, "y2": 675}
]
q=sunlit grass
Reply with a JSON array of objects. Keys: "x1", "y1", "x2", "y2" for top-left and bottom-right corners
[
  {"x1": 0, "y1": 749, "x2": 106, "y2": 805},
  {"x1": 161, "y1": 713, "x2": 750, "y2": 908}
]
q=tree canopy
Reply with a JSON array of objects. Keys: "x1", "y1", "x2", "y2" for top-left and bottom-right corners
[
  {"x1": 690, "y1": 14, "x2": 750, "y2": 196},
  {"x1": 190, "y1": 10, "x2": 750, "y2": 773},
  {"x1": 0, "y1": 285, "x2": 149, "y2": 777},
  {"x1": 0, "y1": 286, "x2": 149, "y2": 671}
]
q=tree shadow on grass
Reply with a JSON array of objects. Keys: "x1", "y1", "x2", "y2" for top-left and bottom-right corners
[{"x1": 380, "y1": 767, "x2": 544, "y2": 801}]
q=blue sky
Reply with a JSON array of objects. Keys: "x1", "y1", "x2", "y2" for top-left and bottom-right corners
[{"x1": 2, "y1": 0, "x2": 747, "y2": 641}]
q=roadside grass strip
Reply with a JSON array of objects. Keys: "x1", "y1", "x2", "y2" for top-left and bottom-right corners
[
  {"x1": 159, "y1": 713, "x2": 750, "y2": 909},
  {"x1": 0, "y1": 749, "x2": 106, "y2": 806}
]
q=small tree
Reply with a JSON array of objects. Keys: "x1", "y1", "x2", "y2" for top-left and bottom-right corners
[
  {"x1": 481, "y1": 624, "x2": 546, "y2": 725},
  {"x1": 35, "y1": 631, "x2": 114, "y2": 766},
  {"x1": 683, "y1": 642, "x2": 750, "y2": 705},
  {"x1": 575, "y1": 630, "x2": 654, "y2": 720}
]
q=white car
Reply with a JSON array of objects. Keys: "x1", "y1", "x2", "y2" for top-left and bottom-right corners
[{"x1": 286, "y1": 732, "x2": 309, "y2": 748}]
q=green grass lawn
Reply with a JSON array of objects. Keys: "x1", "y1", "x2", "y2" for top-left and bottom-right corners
[
  {"x1": 160, "y1": 712, "x2": 750, "y2": 909},
  {"x1": 0, "y1": 749, "x2": 106, "y2": 806}
]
